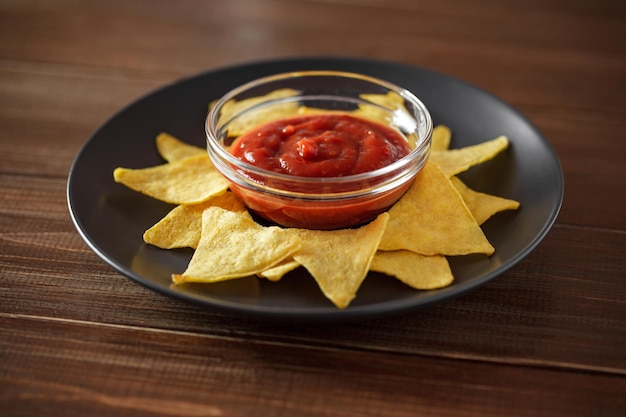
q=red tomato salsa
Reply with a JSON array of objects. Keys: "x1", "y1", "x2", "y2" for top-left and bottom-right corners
[{"x1": 230, "y1": 113, "x2": 411, "y2": 177}]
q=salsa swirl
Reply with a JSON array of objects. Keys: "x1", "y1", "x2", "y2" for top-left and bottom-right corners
[{"x1": 230, "y1": 114, "x2": 411, "y2": 178}]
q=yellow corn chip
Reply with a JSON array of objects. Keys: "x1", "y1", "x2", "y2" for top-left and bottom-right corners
[
  {"x1": 352, "y1": 107, "x2": 391, "y2": 126},
  {"x1": 355, "y1": 91, "x2": 411, "y2": 128},
  {"x1": 379, "y1": 161, "x2": 494, "y2": 256},
  {"x1": 360, "y1": 91, "x2": 405, "y2": 108},
  {"x1": 431, "y1": 125, "x2": 452, "y2": 152},
  {"x1": 370, "y1": 250, "x2": 453, "y2": 290},
  {"x1": 218, "y1": 88, "x2": 299, "y2": 117},
  {"x1": 143, "y1": 192, "x2": 248, "y2": 249},
  {"x1": 258, "y1": 260, "x2": 301, "y2": 282},
  {"x1": 156, "y1": 132, "x2": 206, "y2": 162},
  {"x1": 172, "y1": 207, "x2": 301, "y2": 284},
  {"x1": 288, "y1": 213, "x2": 389, "y2": 309},
  {"x1": 450, "y1": 176, "x2": 520, "y2": 225},
  {"x1": 430, "y1": 135, "x2": 509, "y2": 177},
  {"x1": 218, "y1": 88, "x2": 300, "y2": 137},
  {"x1": 113, "y1": 154, "x2": 229, "y2": 204}
]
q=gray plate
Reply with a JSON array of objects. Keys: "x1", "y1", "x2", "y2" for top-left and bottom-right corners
[{"x1": 67, "y1": 58, "x2": 563, "y2": 322}]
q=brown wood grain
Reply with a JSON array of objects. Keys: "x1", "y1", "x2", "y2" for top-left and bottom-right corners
[
  {"x1": 1, "y1": 0, "x2": 625, "y2": 416},
  {"x1": 2, "y1": 315, "x2": 625, "y2": 417}
]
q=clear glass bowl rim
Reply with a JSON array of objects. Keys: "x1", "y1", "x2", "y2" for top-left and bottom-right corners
[{"x1": 205, "y1": 70, "x2": 433, "y2": 198}]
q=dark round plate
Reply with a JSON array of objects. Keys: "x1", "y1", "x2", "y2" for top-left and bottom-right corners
[{"x1": 67, "y1": 57, "x2": 563, "y2": 322}]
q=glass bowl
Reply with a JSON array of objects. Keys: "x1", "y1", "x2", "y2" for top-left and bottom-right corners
[{"x1": 205, "y1": 71, "x2": 433, "y2": 230}]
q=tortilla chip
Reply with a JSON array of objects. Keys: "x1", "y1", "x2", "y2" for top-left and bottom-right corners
[
  {"x1": 143, "y1": 192, "x2": 248, "y2": 249},
  {"x1": 431, "y1": 125, "x2": 452, "y2": 152},
  {"x1": 360, "y1": 91, "x2": 405, "y2": 108},
  {"x1": 355, "y1": 91, "x2": 411, "y2": 128},
  {"x1": 172, "y1": 207, "x2": 301, "y2": 284},
  {"x1": 450, "y1": 176, "x2": 520, "y2": 225},
  {"x1": 156, "y1": 132, "x2": 206, "y2": 162},
  {"x1": 430, "y1": 135, "x2": 509, "y2": 177},
  {"x1": 218, "y1": 88, "x2": 300, "y2": 137},
  {"x1": 288, "y1": 213, "x2": 389, "y2": 309},
  {"x1": 258, "y1": 260, "x2": 301, "y2": 282},
  {"x1": 371, "y1": 251, "x2": 453, "y2": 290},
  {"x1": 379, "y1": 161, "x2": 494, "y2": 256},
  {"x1": 113, "y1": 154, "x2": 229, "y2": 204}
]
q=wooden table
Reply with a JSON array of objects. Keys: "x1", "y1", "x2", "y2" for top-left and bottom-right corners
[{"x1": 2, "y1": 1, "x2": 625, "y2": 416}]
